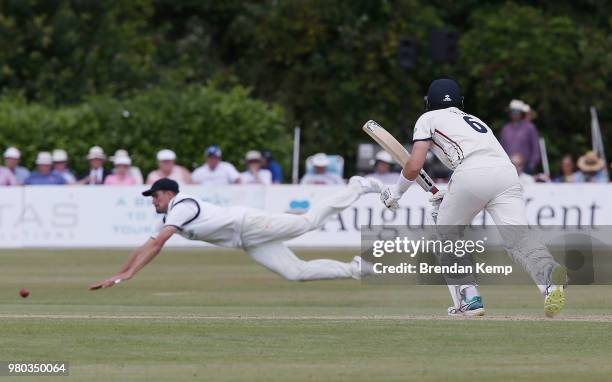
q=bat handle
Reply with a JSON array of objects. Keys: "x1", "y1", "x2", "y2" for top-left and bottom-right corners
[{"x1": 430, "y1": 186, "x2": 439, "y2": 194}]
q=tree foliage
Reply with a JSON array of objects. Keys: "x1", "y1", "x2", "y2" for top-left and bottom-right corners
[
  {"x1": 0, "y1": 1, "x2": 609, "y2": 175},
  {"x1": 0, "y1": 85, "x2": 289, "y2": 175}
]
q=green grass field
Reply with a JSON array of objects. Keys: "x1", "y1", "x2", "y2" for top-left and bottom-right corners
[{"x1": 2, "y1": 249, "x2": 612, "y2": 381}]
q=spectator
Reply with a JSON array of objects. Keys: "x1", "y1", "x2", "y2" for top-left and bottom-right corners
[
  {"x1": 553, "y1": 154, "x2": 578, "y2": 183},
  {"x1": 524, "y1": 103, "x2": 537, "y2": 123},
  {"x1": 366, "y1": 151, "x2": 400, "y2": 184},
  {"x1": 25, "y1": 152, "x2": 66, "y2": 185},
  {"x1": 500, "y1": 99, "x2": 540, "y2": 174},
  {"x1": 240, "y1": 151, "x2": 272, "y2": 185},
  {"x1": 79, "y1": 146, "x2": 111, "y2": 185},
  {"x1": 52, "y1": 149, "x2": 76, "y2": 184},
  {"x1": 261, "y1": 149, "x2": 283, "y2": 184},
  {"x1": 105, "y1": 153, "x2": 138, "y2": 185},
  {"x1": 300, "y1": 153, "x2": 344, "y2": 185},
  {"x1": 510, "y1": 153, "x2": 535, "y2": 185},
  {"x1": 3, "y1": 147, "x2": 30, "y2": 184},
  {"x1": 0, "y1": 164, "x2": 17, "y2": 186},
  {"x1": 146, "y1": 149, "x2": 192, "y2": 185},
  {"x1": 574, "y1": 151, "x2": 608, "y2": 183},
  {"x1": 192, "y1": 146, "x2": 240, "y2": 185},
  {"x1": 110, "y1": 149, "x2": 143, "y2": 184}
]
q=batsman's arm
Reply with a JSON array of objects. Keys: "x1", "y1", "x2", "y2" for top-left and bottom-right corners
[
  {"x1": 89, "y1": 226, "x2": 178, "y2": 290},
  {"x1": 402, "y1": 140, "x2": 432, "y2": 181}
]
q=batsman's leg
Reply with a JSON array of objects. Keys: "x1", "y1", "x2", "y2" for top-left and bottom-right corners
[
  {"x1": 435, "y1": 179, "x2": 488, "y2": 316},
  {"x1": 485, "y1": 182, "x2": 567, "y2": 317}
]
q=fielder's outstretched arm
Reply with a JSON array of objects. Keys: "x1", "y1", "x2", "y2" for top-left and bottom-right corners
[{"x1": 89, "y1": 226, "x2": 177, "y2": 290}]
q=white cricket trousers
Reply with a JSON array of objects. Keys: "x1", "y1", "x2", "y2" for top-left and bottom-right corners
[
  {"x1": 436, "y1": 165, "x2": 560, "y2": 291},
  {"x1": 238, "y1": 184, "x2": 363, "y2": 281}
]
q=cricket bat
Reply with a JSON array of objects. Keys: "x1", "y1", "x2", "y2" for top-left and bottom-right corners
[{"x1": 363, "y1": 120, "x2": 439, "y2": 194}]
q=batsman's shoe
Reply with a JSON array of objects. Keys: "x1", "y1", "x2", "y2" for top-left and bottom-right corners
[
  {"x1": 349, "y1": 176, "x2": 383, "y2": 195},
  {"x1": 351, "y1": 256, "x2": 376, "y2": 280},
  {"x1": 544, "y1": 265, "x2": 567, "y2": 318},
  {"x1": 448, "y1": 296, "x2": 485, "y2": 317}
]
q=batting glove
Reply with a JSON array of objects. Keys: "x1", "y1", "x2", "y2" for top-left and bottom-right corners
[
  {"x1": 380, "y1": 173, "x2": 414, "y2": 210},
  {"x1": 380, "y1": 185, "x2": 402, "y2": 210}
]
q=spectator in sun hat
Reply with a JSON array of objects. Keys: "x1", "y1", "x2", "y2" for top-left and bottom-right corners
[
  {"x1": 240, "y1": 150, "x2": 272, "y2": 185},
  {"x1": 261, "y1": 149, "x2": 283, "y2": 184},
  {"x1": 51, "y1": 149, "x2": 76, "y2": 184},
  {"x1": 25, "y1": 152, "x2": 66, "y2": 185},
  {"x1": 366, "y1": 151, "x2": 400, "y2": 184},
  {"x1": 192, "y1": 145, "x2": 241, "y2": 185},
  {"x1": 3, "y1": 147, "x2": 30, "y2": 184},
  {"x1": 574, "y1": 151, "x2": 608, "y2": 183},
  {"x1": 111, "y1": 149, "x2": 143, "y2": 184},
  {"x1": 105, "y1": 153, "x2": 138, "y2": 185},
  {"x1": 300, "y1": 153, "x2": 344, "y2": 185},
  {"x1": 500, "y1": 99, "x2": 540, "y2": 174},
  {"x1": 79, "y1": 146, "x2": 111, "y2": 185},
  {"x1": 146, "y1": 149, "x2": 192, "y2": 185}
]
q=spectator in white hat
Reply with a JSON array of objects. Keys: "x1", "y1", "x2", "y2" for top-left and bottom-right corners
[
  {"x1": 146, "y1": 149, "x2": 192, "y2": 185},
  {"x1": 3, "y1": 147, "x2": 30, "y2": 184},
  {"x1": 79, "y1": 146, "x2": 111, "y2": 185},
  {"x1": 192, "y1": 145, "x2": 241, "y2": 185},
  {"x1": 366, "y1": 151, "x2": 400, "y2": 184},
  {"x1": 500, "y1": 99, "x2": 541, "y2": 174},
  {"x1": 240, "y1": 150, "x2": 272, "y2": 185},
  {"x1": 51, "y1": 149, "x2": 76, "y2": 184},
  {"x1": 111, "y1": 149, "x2": 143, "y2": 184},
  {"x1": 300, "y1": 153, "x2": 344, "y2": 185},
  {"x1": 25, "y1": 152, "x2": 66, "y2": 185},
  {"x1": 105, "y1": 153, "x2": 138, "y2": 185}
]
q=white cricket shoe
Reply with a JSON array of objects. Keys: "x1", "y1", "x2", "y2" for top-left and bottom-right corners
[
  {"x1": 447, "y1": 296, "x2": 485, "y2": 317},
  {"x1": 350, "y1": 256, "x2": 376, "y2": 280},
  {"x1": 348, "y1": 176, "x2": 383, "y2": 194}
]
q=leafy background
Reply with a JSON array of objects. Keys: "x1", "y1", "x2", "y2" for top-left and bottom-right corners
[{"x1": 0, "y1": 0, "x2": 609, "y2": 176}]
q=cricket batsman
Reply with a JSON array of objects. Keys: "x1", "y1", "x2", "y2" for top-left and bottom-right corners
[
  {"x1": 379, "y1": 78, "x2": 567, "y2": 317},
  {"x1": 90, "y1": 176, "x2": 381, "y2": 290}
]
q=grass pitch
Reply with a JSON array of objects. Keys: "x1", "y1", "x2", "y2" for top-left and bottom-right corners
[{"x1": 1, "y1": 249, "x2": 612, "y2": 381}]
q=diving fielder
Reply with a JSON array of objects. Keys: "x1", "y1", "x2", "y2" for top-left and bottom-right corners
[
  {"x1": 379, "y1": 79, "x2": 567, "y2": 317},
  {"x1": 90, "y1": 176, "x2": 381, "y2": 290}
]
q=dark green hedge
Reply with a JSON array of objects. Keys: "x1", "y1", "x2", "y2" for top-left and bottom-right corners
[{"x1": 0, "y1": 85, "x2": 290, "y2": 176}]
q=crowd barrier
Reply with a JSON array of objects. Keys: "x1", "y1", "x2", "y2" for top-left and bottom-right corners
[{"x1": 0, "y1": 184, "x2": 610, "y2": 248}]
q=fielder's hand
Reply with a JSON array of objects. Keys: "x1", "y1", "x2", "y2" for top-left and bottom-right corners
[
  {"x1": 429, "y1": 190, "x2": 445, "y2": 223},
  {"x1": 89, "y1": 272, "x2": 132, "y2": 290},
  {"x1": 380, "y1": 185, "x2": 403, "y2": 210}
]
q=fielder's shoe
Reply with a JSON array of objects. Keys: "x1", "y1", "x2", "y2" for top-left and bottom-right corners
[
  {"x1": 448, "y1": 296, "x2": 485, "y2": 317},
  {"x1": 544, "y1": 265, "x2": 567, "y2": 318},
  {"x1": 350, "y1": 256, "x2": 376, "y2": 280},
  {"x1": 348, "y1": 176, "x2": 383, "y2": 195}
]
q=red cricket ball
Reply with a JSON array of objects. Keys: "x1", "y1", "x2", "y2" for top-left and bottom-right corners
[{"x1": 19, "y1": 288, "x2": 30, "y2": 298}]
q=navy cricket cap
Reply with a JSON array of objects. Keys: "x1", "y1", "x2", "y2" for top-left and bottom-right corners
[
  {"x1": 425, "y1": 79, "x2": 463, "y2": 111},
  {"x1": 142, "y1": 178, "x2": 179, "y2": 196}
]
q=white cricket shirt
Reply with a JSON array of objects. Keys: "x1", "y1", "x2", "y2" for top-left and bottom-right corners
[
  {"x1": 152, "y1": 193, "x2": 247, "y2": 248},
  {"x1": 240, "y1": 169, "x2": 273, "y2": 184},
  {"x1": 413, "y1": 107, "x2": 511, "y2": 171},
  {"x1": 192, "y1": 162, "x2": 240, "y2": 185}
]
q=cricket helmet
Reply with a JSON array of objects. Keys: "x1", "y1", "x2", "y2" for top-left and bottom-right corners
[{"x1": 424, "y1": 79, "x2": 464, "y2": 111}]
